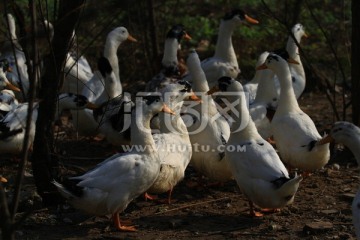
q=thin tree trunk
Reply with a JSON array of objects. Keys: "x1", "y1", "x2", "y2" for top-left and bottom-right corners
[
  {"x1": 31, "y1": 0, "x2": 85, "y2": 205},
  {"x1": 352, "y1": 0, "x2": 360, "y2": 125}
]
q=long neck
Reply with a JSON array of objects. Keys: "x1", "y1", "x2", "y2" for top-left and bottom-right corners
[
  {"x1": 104, "y1": 38, "x2": 121, "y2": 82},
  {"x1": 229, "y1": 93, "x2": 259, "y2": 140},
  {"x1": 190, "y1": 64, "x2": 209, "y2": 93},
  {"x1": 104, "y1": 72, "x2": 123, "y2": 99},
  {"x1": 214, "y1": 20, "x2": 237, "y2": 65},
  {"x1": 131, "y1": 107, "x2": 156, "y2": 153},
  {"x1": 276, "y1": 66, "x2": 301, "y2": 113},
  {"x1": 253, "y1": 70, "x2": 275, "y2": 103},
  {"x1": 162, "y1": 38, "x2": 179, "y2": 67},
  {"x1": 286, "y1": 34, "x2": 301, "y2": 61},
  {"x1": 286, "y1": 34, "x2": 305, "y2": 79}
]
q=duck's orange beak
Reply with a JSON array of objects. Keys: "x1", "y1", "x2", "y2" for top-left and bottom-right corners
[{"x1": 245, "y1": 14, "x2": 259, "y2": 24}]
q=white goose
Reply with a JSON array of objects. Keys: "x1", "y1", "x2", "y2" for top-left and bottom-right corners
[
  {"x1": 146, "y1": 81, "x2": 199, "y2": 203},
  {"x1": 318, "y1": 121, "x2": 360, "y2": 239},
  {"x1": 146, "y1": 24, "x2": 191, "y2": 92},
  {"x1": 184, "y1": 9, "x2": 259, "y2": 88},
  {"x1": 258, "y1": 53, "x2": 330, "y2": 172},
  {"x1": 53, "y1": 96, "x2": 174, "y2": 232},
  {"x1": 185, "y1": 49, "x2": 232, "y2": 183},
  {"x1": 208, "y1": 77, "x2": 303, "y2": 216}
]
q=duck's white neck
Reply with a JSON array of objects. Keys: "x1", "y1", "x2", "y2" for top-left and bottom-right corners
[
  {"x1": 229, "y1": 93, "x2": 259, "y2": 140},
  {"x1": 159, "y1": 100, "x2": 187, "y2": 134},
  {"x1": 276, "y1": 65, "x2": 301, "y2": 113},
  {"x1": 253, "y1": 70, "x2": 275, "y2": 104},
  {"x1": 131, "y1": 107, "x2": 157, "y2": 153},
  {"x1": 104, "y1": 38, "x2": 122, "y2": 82},
  {"x1": 162, "y1": 38, "x2": 179, "y2": 68},
  {"x1": 214, "y1": 20, "x2": 238, "y2": 66},
  {"x1": 286, "y1": 33, "x2": 302, "y2": 61},
  {"x1": 104, "y1": 71, "x2": 123, "y2": 99}
]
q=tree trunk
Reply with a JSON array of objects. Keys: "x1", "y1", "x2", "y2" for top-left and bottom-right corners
[
  {"x1": 30, "y1": 0, "x2": 85, "y2": 206},
  {"x1": 352, "y1": 0, "x2": 360, "y2": 125}
]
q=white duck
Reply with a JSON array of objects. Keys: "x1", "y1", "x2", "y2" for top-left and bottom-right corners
[
  {"x1": 146, "y1": 81, "x2": 199, "y2": 203},
  {"x1": 258, "y1": 53, "x2": 330, "y2": 172},
  {"x1": 92, "y1": 57, "x2": 134, "y2": 146},
  {"x1": 247, "y1": 52, "x2": 278, "y2": 139},
  {"x1": 243, "y1": 51, "x2": 274, "y2": 104},
  {"x1": 0, "y1": 93, "x2": 97, "y2": 155},
  {"x1": 146, "y1": 24, "x2": 191, "y2": 92},
  {"x1": 208, "y1": 76, "x2": 303, "y2": 216},
  {"x1": 184, "y1": 9, "x2": 259, "y2": 88},
  {"x1": 53, "y1": 96, "x2": 174, "y2": 232},
  {"x1": 62, "y1": 31, "x2": 94, "y2": 94},
  {"x1": 1, "y1": 14, "x2": 29, "y2": 101},
  {"x1": 285, "y1": 23, "x2": 308, "y2": 99},
  {"x1": 318, "y1": 121, "x2": 360, "y2": 239},
  {"x1": 71, "y1": 27, "x2": 137, "y2": 136},
  {"x1": 0, "y1": 89, "x2": 19, "y2": 119},
  {"x1": 185, "y1": 49, "x2": 232, "y2": 183}
]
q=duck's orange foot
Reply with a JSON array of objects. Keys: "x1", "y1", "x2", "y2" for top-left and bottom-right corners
[
  {"x1": 250, "y1": 210, "x2": 264, "y2": 217},
  {"x1": 144, "y1": 192, "x2": 158, "y2": 201},
  {"x1": 261, "y1": 208, "x2": 280, "y2": 214},
  {"x1": 0, "y1": 176, "x2": 7, "y2": 183},
  {"x1": 113, "y1": 214, "x2": 137, "y2": 232}
]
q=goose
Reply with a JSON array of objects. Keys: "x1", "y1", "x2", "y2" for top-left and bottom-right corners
[
  {"x1": 1, "y1": 14, "x2": 29, "y2": 101},
  {"x1": 71, "y1": 27, "x2": 137, "y2": 137},
  {"x1": 146, "y1": 81, "x2": 199, "y2": 203},
  {"x1": 257, "y1": 53, "x2": 330, "y2": 172},
  {"x1": 318, "y1": 121, "x2": 360, "y2": 239},
  {"x1": 0, "y1": 89, "x2": 19, "y2": 119},
  {"x1": 185, "y1": 49, "x2": 232, "y2": 183},
  {"x1": 53, "y1": 96, "x2": 175, "y2": 232},
  {"x1": 207, "y1": 76, "x2": 303, "y2": 216},
  {"x1": 0, "y1": 93, "x2": 97, "y2": 155},
  {"x1": 184, "y1": 9, "x2": 259, "y2": 88},
  {"x1": 146, "y1": 24, "x2": 191, "y2": 92}
]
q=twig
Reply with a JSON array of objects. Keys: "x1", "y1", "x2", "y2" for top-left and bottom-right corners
[{"x1": 154, "y1": 196, "x2": 230, "y2": 215}]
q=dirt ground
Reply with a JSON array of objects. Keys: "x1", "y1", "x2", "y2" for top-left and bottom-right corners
[{"x1": 1, "y1": 90, "x2": 359, "y2": 240}]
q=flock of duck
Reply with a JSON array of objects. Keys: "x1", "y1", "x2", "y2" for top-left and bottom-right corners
[{"x1": 0, "y1": 9, "x2": 359, "y2": 237}]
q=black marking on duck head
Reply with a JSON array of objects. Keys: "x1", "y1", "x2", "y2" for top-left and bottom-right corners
[
  {"x1": 301, "y1": 140, "x2": 317, "y2": 151},
  {"x1": 143, "y1": 95, "x2": 161, "y2": 105},
  {"x1": 178, "y1": 80, "x2": 192, "y2": 92},
  {"x1": 217, "y1": 76, "x2": 233, "y2": 91},
  {"x1": 167, "y1": 24, "x2": 188, "y2": 42},
  {"x1": 98, "y1": 56, "x2": 113, "y2": 78},
  {"x1": 223, "y1": 9, "x2": 246, "y2": 21}
]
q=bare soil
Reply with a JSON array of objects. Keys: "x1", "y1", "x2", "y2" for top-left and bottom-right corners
[{"x1": 1, "y1": 91, "x2": 358, "y2": 240}]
